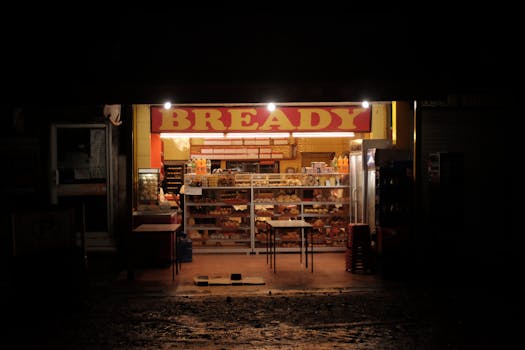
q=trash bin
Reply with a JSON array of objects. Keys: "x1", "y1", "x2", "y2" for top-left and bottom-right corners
[{"x1": 178, "y1": 237, "x2": 193, "y2": 263}]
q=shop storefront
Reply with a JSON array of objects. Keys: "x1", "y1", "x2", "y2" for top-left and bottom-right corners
[{"x1": 131, "y1": 102, "x2": 413, "y2": 264}]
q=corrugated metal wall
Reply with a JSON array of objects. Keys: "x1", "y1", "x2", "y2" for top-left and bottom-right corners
[{"x1": 416, "y1": 99, "x2": 515, "y2": 277}]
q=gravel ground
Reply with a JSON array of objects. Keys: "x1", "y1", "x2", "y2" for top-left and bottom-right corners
[{"x1": 5, "y1": 281, "x2": 523, "y2": 350}]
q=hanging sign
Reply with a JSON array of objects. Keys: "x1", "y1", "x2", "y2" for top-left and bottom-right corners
[{"x1": 150, "y1": 106, "x2": 371, "y2": 133}]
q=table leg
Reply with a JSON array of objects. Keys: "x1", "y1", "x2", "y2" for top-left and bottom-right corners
[
  {"x1": 305, "y1": 228, "x2": 308, "y2": 269},
  {"x1": 310, "y1": 229, "x2": 314, "y2": 273},
  {"x1": 175, "y1": 234, "x2": 179, "y2": 275},
  {"x1": 269, "y1": 229, "x2": 272, "y2": 270},
  {"x1": 300, "y1": 228, "x2": 303, "y2": 265},
  {"x1": 273, "y1": 228, "x2": 277, "y2": 273},
  {"x1": 266, "y1": 225, "x2": 269, "y2": 265},
  {"x1": 172, "y1": 231, "x2": 175, "y2": 281}
]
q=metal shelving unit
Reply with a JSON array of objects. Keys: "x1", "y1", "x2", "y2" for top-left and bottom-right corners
[{"x1": 184, "y1": 173, "x2": 351, "y2": 254}]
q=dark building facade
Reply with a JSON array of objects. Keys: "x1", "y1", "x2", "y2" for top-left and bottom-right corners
[{"x1": 1, "y1": 10, "x2": 522, "y2": 293}]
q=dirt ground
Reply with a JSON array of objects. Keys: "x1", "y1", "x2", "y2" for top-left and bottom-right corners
[
  {"x1": 4, "y1": 281, "x2": 524, "y2": 350},
  {"x1": 3, "y1": 252, "x2": 524, "y2": 350}
]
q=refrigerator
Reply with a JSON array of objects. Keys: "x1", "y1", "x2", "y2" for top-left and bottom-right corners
[
  {"x1": 366, "y1": 148, "x2": 412, "y2": 236},
  {"x1": 349, "y1": 139, "x2": 392, "y2": 224},
  {"x1": 366, "y1": 148, "x2": 413, "y2": 277}
]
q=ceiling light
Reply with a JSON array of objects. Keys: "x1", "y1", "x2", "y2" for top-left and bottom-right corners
[
  {"x1": 291, "y1": 132, "x2": 355, "y2": 138},
  {"x1": 226, "y1": 132, "x2": 290, "y2": 138},
  {"x1": 160, "y1": 133, "x2": 225, "y2": 138}
]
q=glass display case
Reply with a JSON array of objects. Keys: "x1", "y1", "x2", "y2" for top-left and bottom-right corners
[{"x1": 137, "y1": 168, "x2": 161, "y2": 206}]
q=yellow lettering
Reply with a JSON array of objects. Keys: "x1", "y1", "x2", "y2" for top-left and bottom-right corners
[
  {"x1": 297, "y1": 109, "x2": 332, "y2": 130},
  {"x1": 158, "y1": 109, "x2": 191, "y2": 130},
  {"x1": 229, "y1": 109, "x2": 258, "y2": 130},
  {"x1": 193, "y1": 109, "x2": 226, "y2": 131},
  {"x1": 332, "y1": 108, "x2": 365, "y2": 130},
  {"x1": 259, "y1": 109, "x2": 295, "y2": 131}
]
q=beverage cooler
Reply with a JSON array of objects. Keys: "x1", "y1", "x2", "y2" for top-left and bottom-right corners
[
  {"x1": 366, "y1": 148, "x2": 412, "y2": 235},
  {"x1": 349, "y1": 139, "x2": 392, "y2": 224},
  {"x1": 366, "y1": 148, "x2": 413, "y2": 277}
]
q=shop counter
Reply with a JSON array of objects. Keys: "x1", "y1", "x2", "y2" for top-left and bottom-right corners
[{"x1": 133, "y1": 210, "x2": 179, "y2": 228}]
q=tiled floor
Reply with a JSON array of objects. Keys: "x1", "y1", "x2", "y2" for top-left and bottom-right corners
[{"x1": 118, "y1": 252, "x2": 390, "y2": 296}]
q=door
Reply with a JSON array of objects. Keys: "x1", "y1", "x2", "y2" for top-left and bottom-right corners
[
  {"x1": 350, "y1": 152, "x2": 365, "y2": 223},
  {"x1": 50, "y1": 123, "x2": 115, "y2": 252},
  {"x1": 349, "y1": 139, "x2": 393, "y2": 225}
]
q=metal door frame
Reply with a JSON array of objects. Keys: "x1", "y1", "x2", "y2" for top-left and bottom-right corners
[{"x1": 50, "y1": 123, "x2": 113, "y2": 238}]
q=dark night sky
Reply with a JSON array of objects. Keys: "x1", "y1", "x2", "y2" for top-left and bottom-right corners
[{"x1": 3, "y1": 8, "x2": 522, "y2": 105}]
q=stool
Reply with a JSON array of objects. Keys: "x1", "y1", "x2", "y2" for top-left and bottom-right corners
[{"x1": 346, "y1": 224, "x2": 373, "y2": 273}]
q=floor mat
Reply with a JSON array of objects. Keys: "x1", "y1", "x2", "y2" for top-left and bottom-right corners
[{"x1": 193, "y1": 275, "x2": 265, "y2": 286}]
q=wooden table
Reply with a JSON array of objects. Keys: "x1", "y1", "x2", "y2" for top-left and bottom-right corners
[
  {"x1": 266, "y1": 220, "x2": 314, "y2": 273},
  {"x1": 132, "y1": 224, "x2": 182, "y2": 280}
]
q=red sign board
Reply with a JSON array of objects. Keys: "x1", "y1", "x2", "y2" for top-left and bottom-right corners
[{"x1": 150, "y1": 106, "x2": 371, "y2": 133}]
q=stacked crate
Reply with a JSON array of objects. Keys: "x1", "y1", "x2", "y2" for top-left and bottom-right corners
[{"x1": 345, "y1": 224, "x2": 373, "y2": 273}]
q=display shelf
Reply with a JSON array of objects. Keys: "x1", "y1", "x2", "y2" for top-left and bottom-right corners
[
  {"x1": 184, "y1": 172, "x2": 349, "y2": 187},
  {"x1": 184, "y1": 173, "x2": 350, "y2": 253},
  {"x1": 184, "y1": 186, "x2": 252, "y2": 252},
  {"x1": 163, "y1": 160, "x2": 185, "y2": 195}
]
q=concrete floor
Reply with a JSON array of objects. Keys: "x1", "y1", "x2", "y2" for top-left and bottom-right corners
[{"x1": 116, "y1": 252, "x2": 393, "y2": 296}]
